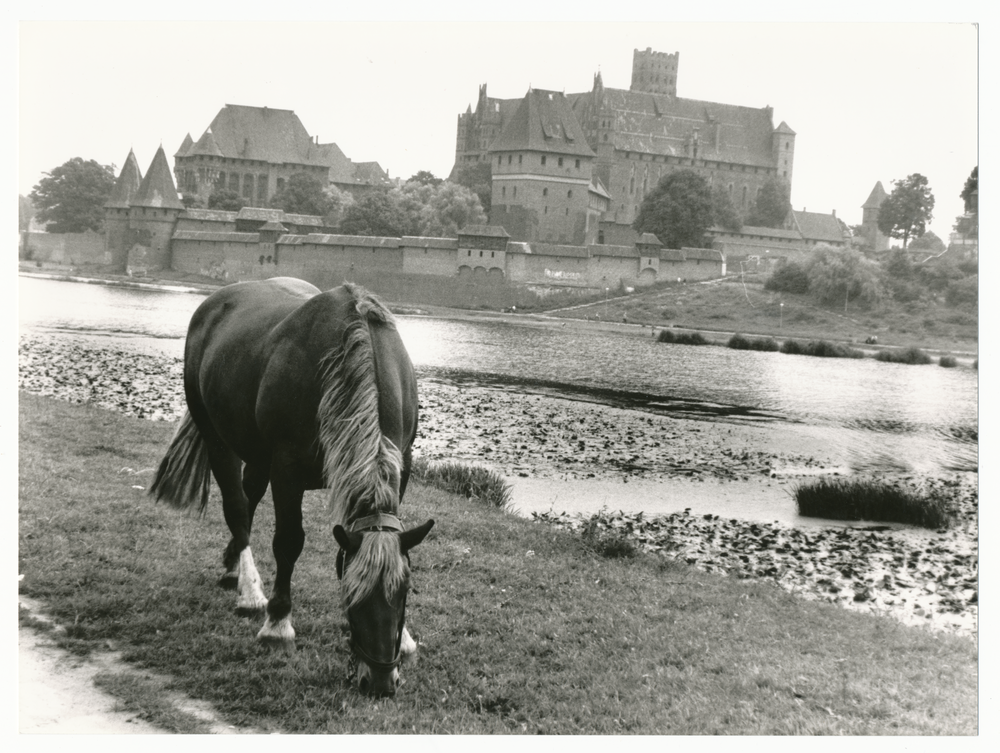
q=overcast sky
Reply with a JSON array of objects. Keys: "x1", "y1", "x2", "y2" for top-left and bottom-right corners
[{"x1": 18, "y1": 12, "x2": 979, "y2": 241}]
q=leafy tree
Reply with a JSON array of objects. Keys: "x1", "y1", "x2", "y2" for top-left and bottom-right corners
[
  {"x1": 181, "y1": 194, "x2": 205, "y2": 209},
  {"x1": 805, "y1": 245, "x2": 883, "y2": 312},
  {"x1": 633, "y1": 170, "x2": 714, "y2": 249},
  {"x1": 207, "y1": 189, "x2": 246, "y2": 211},
  {"x1": 745, "y1": 177, "x2": 791, "y2": 228},
  {"x1": 269, "y1": 172, "x2": 334, "y2": 217},
  {"x1": 322, "y1": 184, "x2": 354, "y2": 227},
  {"x1": 28, "y1": 157, "x2": 115, "y2": 233},
  {"x1": 764, "y1": 260, "x2": 810, "y2": 294},
  {"x1": 339, "y1": 190, "x2": 406, "y2": 237},
  {"x1": 19, "y1": 195, "x2": 35, "y2": 233},
  {"x1": 407, "y1": 170, "x2": 443, "y2": 187},
  {"x1": 907, "y1": 230, "x2": 946, "y2": 255},
  {"x1": 393, "y1": 180, "x2": 487, "y2": 237},
  {"x1": 957, "y1": 165, "x2": 977, "y2": 240},
  {"x1": 710, "y1": 186, "x2": 742, "y2": 232},
  {"x1": 877, "y1": 173, "x2": 935, "y2": 249},
  {"x1": 452, "y1": 161, "x2": 492, "y2": 216}
]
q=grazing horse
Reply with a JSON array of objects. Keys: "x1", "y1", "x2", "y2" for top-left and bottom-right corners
[{"x1": 150, "y1": 278, "x2": 433, "y2": 697}]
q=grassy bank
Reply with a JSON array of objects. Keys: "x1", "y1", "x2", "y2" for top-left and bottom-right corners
[{"x1": 18, "y1": 393, "x2": 977, "y2": 734}]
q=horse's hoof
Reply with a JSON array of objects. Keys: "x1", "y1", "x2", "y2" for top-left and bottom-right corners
[
  {"x1": 235, "y1": 600, "x2": 267, "y2": 617},
  {"x1": 258, "y1": 635, "x2": 296, "y2": 655},
  {"x1": 218, "y1": 573, "x2": 238, "y2": 590}
]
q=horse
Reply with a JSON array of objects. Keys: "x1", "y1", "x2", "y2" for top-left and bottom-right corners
[{"x1": 150, "y1": 277, "x2": 433, "y2": 697}]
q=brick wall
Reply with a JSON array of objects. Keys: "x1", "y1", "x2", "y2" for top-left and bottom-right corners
[{"x1": 20, "y1": 231, "x2": 108, "y2": 265}]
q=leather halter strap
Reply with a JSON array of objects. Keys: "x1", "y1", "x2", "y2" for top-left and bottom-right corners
[{"x1": 351, "y1": 513, "x2": 402, "y2": 533}]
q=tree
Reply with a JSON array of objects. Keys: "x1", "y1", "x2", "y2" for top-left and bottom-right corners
[
  {"x1": 339, "y1": 190, "x2": 406, "y2": 237},
  {"x1": 710, "y1": 186, "x2": 742, "y2": 232},
  {"x1": 269, "y1": 172, "x2": 334, "y2": 217},
  {"x1": 957, "y1": 165, "x2": 977, "y2": 240},
  {"x1": 207, "y1": 189, "x2": 246, "y2": 211},
  {"x1": 877, "y1": 173, "x2": 935, "y2": 249},
  {"x1": 28, "y1": 157, "x2": 115, "y2": 233},
  {"x1": 392, "y1": 180, "x2": 488, "y2": 237},
  {"x1": 805, "y1": 245, "x2": 883, "y2": 312},
  {"x1": 321, "y1": 184, "x2": 354, "y2": 227},
  {"x1": 181, "y1": 194, "x2": 205, "y2": 209},
  {"x1": 907, "y1": 230, "x2": 946, "y2": 255},
  {"x1": 452, "y1": 161, "x2": 492, "y2": 216},
  {"x1": 407, "y1": 170, "x2": 443, "y2": 187},
  {"x1": 633, "y1": 170, "x2": 714, "y2": 249},
  {"x1": 745, "y1": 177, "x2": 791, "y2": 228}
]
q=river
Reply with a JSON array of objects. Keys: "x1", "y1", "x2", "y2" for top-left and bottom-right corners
[{"x1": 18, "y1": 275, "x2": 978, "y2": 522}]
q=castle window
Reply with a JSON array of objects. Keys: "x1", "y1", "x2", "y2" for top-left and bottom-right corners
[
  {"x1": 786, "y1": 142, "x2": 790, "y2": 150},
  {"x1": 258, "y1": 174, "x2": 268, "y2": 202},
  {"x1": 558, "y1": 157, "x2": 563, "y2": 167},
  {"x1": 565, "y1": 208, "x2": 569, "y2": 215},
  {"x1": 518, "y1": 155, "x2": 523, "y2": 165},
  {"x1": 568, "y1": 190, "x2": 573, "y2": 198},
  {"x1": 502, "y1": 186, "x2": 506, "y2": 198},
  {"x1": 242, "y1": 174, "x2": 254, "y2": 198},
  {"x1": 544, "y1": 206, "x2": 548, "y2": 214},
  {"x1": 575, "y1": 159, "x2": 581, "y2": 168},
  {"x1": 491, "y1": 251, "x2": 495, "y2": 258},
  {"x1": 742, "y1": 186, "x2": 748, "y2": 208},
  {"x1": 603, "y1": 134, "x2": 608, "y2": 142},
  {"x1": 216, "y1": 171, "x2": 226, "y2": 189},
  {"x1": 498, "y1": 156, "x2": 502, "y2": 166},
  {"x1": 543, "y1": 188, "x2": 548, "y2": 197},
  {"x1": 468, "y1": 250, "x2": 472, "y2": 256},
  {"x1": 541, "y1": 156, "x2": 547, "y2": 166},
  {"x1": 276, "y1": 177, "x2": 285, "y2": 193},
  {"x1": 508, "y1": 155, "x2": 512, "y2": 165},
  {"x1": 513, "y1": 187, "x2": 517, "y2": 198}
]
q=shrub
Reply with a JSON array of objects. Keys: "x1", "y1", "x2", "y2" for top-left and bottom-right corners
[
  {"x1": 946, "y1": 275, "x2": 978, "y2": 308},
  {"x1": 764, "y1": 261, "x2": 810, "y2": 294},
  {"x1": 781, "y1": 340, "x2": 863, "y2": 359},
  {"x1": 657, "y1": 329, "x2": 709, "y2": 346},
  {"x1": 410, "y1": 458, "x2": 512, "y2": 510},
  {"x1": 795, "y1": 477, "x2": 953, "y2": 529},
  {"x1": 938, "y1": 355, "x2": 958, "y2": 368},
  {"x1": 875, "y1": 347, "x2": 932, "y2": 365},
  {"x1": 727, "y1": 334, "x2": 779, "y2": 352},
  {"x1": 580, "y1": 517, "x2": 638, "y2": 559}
]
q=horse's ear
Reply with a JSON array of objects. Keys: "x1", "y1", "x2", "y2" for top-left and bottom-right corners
[
  {"x1": 399, "y1": 519, "x2": 435, "y2": 553},
  {"x1": 333, "y1": 525, "x2": 362, "y2": 553}
]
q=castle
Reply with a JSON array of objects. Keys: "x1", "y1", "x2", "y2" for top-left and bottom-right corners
[{"x1": 455, "y1": 48, "x2": 798, "y2": 247}]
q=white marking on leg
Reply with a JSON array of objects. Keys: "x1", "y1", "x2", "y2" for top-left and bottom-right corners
[
  {"x1": 236, "y1": 547, "x2": 268, "y2": 611},
  {"x1": 400, "y1": 625, "x2": 417, "y2": 656},
  {"x1": 257, "y1": 614, "x2": 295, "y2": 643}
]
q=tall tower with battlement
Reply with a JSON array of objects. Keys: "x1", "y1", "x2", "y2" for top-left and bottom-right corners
[{"x1": 630, "y1": 47, "x2": 679, "y2": 96}]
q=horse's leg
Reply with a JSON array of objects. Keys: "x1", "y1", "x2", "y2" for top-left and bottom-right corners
[
  {"x1": 397, "y1": 445, "x2": 419, "y2": 660},
  {"x1": 256, "y1": 466, "x2": 304, "y2": 653},
  {"x1": 219, "y1": 463, "x2": 270, "y2": 590}
]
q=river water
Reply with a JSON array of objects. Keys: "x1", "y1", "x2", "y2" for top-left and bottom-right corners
[{"x1": 18, "y1": 275, "x2": 978, "y2": 520}]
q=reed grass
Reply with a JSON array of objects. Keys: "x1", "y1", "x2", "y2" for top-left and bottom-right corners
[
  {"x1": 409, "y1": 457, "x2": 513, "y2": 510},
  {"x1": 657, "y1": 329, "x2": 709, "y2": 346},
  {"x1": 795, "y1": 477, "x2": 953, "y2": 529},
  {"x1": 938, "y1": 355, "x2": 958, "y2": 368},
  {"x1": 780, "y1": 339, "x2": 864, "y2": 359},
  {"x1": 727, "y1": 334, "x2": 780, "y2": 352},
  {"x1": 874, "y1": 347, "x2": 932, "y2": 365}
]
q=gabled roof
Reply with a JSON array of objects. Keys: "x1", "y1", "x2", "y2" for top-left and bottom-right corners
[
  {"x1": 490, "y1": 89, "x2": 595, "y2": 158},
  {"x1": 201, "y1": 104, "x2": 328, "y2": 167},
  {"x1": 636, "y1": 232, "x2": 662, "y2": 247},
  {"x1": 790, "y1": 210, "x2": 846, "y2": 243},
  {"x1": 131, "y1": 145, "x2": 184, "y2": 209},
  {"x1": 589, "y1": 177, "x2": 612, "y2": 200},
  {"x1": 863, "y1": 181, "x2": 888, "y2": 209},
  {"x1": 174, "y1": 133, "x2": 194, "y2": 159},
  {"x1": 105, "y1": 149, "x2": 143, "y2": 208},
  {"x1": 189, "y1": 128, "x2": 224, "y2": 158},
  {"x1": 774, "y1": 121, "x2": 796, "y2": 136}
]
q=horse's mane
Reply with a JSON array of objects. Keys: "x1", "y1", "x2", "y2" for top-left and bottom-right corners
[
  {"x1": 340, "y1": 532, "x2": 409, "y2": 609},
  {"x1": 318, "y1": 283, "x2": 403, "y2": 529}
]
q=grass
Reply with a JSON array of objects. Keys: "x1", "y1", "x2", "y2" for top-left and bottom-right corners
[
  {"x1": 656, "y1": 329, "x2": 709, "y2": 345},
  {"x1": 780, "y1": 339, "x2": 865, "y2": 359},
  {"x1": 795, "y1": 477, "x2": 955, "y2": 529},
  {"x1": 874, "y1": 347, "x2": 933, "y2": 365},
  {"x1": 18, "y1": 393, "x2": 978, "y2": 734},
  {"x1": 410, "y1": 458, "x2": 512, "y2": 510},
  {"x1": 939, "y1": 355, "x2": 959, "y2": 368},
  {"x1": 727, "y1": 333, "x2": 780, "y2": 352}
]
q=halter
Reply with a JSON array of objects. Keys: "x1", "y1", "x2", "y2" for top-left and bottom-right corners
[{"x1": 338, "y1": 512, "x2": 406, "y2": 674}]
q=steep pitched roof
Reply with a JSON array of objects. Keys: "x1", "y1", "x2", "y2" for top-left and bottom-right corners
[
  {"x1": 174, "y1": 133, "x2": 194, "y2": 159},
  {"x1": 490, "y1": 89, "x2": 595, "y2": 158},
  {"x1": 105, "y1": 149, "x2": 143, "y2": 208},
  {"x1": 131, "y1": 145, "x2": 184, "y2": 209},
  {"x1": 189, "y1": 128, "x2": 224, "y2": 158},
  {"x1": 203, "y1": 104, "x2": 327, "y2": 166},
  {"x1": 790, "y1": 210, "x2": 846, "y2": 244},
  {"x1": 863, "y1": 181, "x2": 888, "y2": 209},
  {"x1": 774, "y1": 121, "x2": 796, "y2": 135}
]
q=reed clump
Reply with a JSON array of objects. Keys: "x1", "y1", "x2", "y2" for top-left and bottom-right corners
[
  {"x1": 795, "y1": 477, "x2": 953, "y2": 529},
  {"x1": 875, "y1": 347, "x2": 933, "y2": 365},
  {"x1": 410, "y1": 458, "x2": 513, "y2": 510},
  {"x1": 727, "y1": 333, "x2": 780, "y2": 352},
  {"x1": 657, "y1": 330, "x2": 709, "y2": 346},
  {"x1": 780, "y1": 340, "x2": 864, "y2": 359}
]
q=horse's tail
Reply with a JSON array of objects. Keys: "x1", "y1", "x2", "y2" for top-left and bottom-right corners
[
  {"x1": 149, "y1": 410, "x2": 212, "y2": 514},
  {"x1": 318, "y1": 284, "x2": 403, "y2": 526}
]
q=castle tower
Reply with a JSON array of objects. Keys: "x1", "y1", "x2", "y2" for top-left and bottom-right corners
[
  {"x1": 772, "y1": 121, "x2": 796, "y2": 186},
  {"x1": 630, "y1": 47, "x2": 679, "y2": 97},
  {"x1": 861, "y1": 181, "x2": 889, "y2": 252},
  {"x1": 128, "y1": 145, "x2": 185, "y2": 274},
  {"x1": 488, "y1": 89, "x2": 598, "y2": 245},
  {"x1": 104, "y1": 149, "x2": 143, "y2": 271}
]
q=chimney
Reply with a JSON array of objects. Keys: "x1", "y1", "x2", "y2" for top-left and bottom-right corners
[{"x1": 832, "y1": 209, "x2": 836, "y2": 217}]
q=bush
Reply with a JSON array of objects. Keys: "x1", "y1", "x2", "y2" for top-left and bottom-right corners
[
  {"x1": 781, "y1": 339, "x2": 864, "y2": 359},
  {"x1": 764, "y1": 261, "x2": 810, "y2": 294},
  {"x1": 875, "y1": 347, "x2": 932, "y2": 365},
  {"x1": 795, "y1": 477, "x2": 953, "y2": 529},
  {"x1": 580, "y1": 517, "x2": 638, "y2": 560},
  {"x1": 410, "y1": 458, "x2": 512, "y2": 510},
  {"x1": 939, "y1": 355, "x2": 958, "y2": 368},
  {"x1": 727, "y1": 334, "x2": 780, "y2": 352},
  {"x1": 657, "y1": 329, "x2": 709, "y2": 346},
  {"x1": 946, "y1": 275, "x2": 978, "y2": 308}
]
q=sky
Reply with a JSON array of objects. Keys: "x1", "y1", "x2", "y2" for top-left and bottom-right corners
[{"x1": 16, "y1": 12, "x2": 980, "y2": 242}]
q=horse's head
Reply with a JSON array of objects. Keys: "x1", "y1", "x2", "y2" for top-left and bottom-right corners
[{"x1": 334, "y1": 517, "x2": 434, "y2": 697}]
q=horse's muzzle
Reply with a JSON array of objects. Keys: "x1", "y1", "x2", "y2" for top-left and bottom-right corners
[{"x1": 358, "y1": 669, "x2": 400, "y2": 698}]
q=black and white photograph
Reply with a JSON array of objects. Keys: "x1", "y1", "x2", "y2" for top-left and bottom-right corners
[{"x1": 15, "y1": 5, "x2": 983, "y2": 737}]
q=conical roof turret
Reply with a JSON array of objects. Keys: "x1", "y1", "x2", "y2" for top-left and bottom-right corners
[
  {"x1": 131, "y1": 145, "x2": 185, "y2": 210},
  {"x1": 104, "y1": 149, "x2": 143, "y2": 208},
  {"x1": 174, "y1": 133, "x2": 194, "y2": 158},
  {"x1": 189, "y1": 128, "x2": 224, "y2": 158}
]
